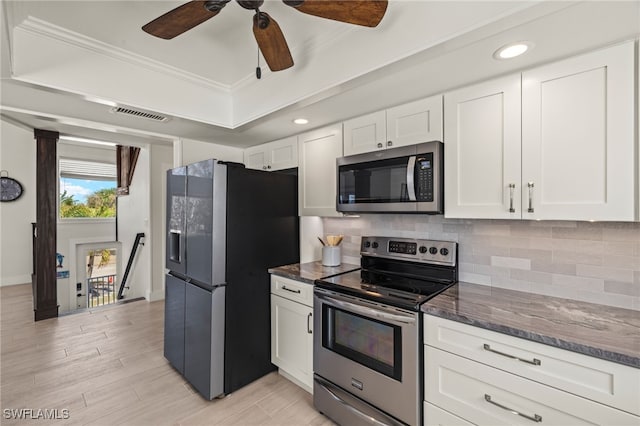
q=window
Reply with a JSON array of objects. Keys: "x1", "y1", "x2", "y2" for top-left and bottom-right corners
[{"x1": 59, "y1": 158, "x2": 117, "y2": 219}]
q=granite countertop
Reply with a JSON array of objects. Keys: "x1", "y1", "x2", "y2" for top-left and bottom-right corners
[
  {"x1": 422, "y1": 282, "x2": 640, "y2": 368},
  {"x1": 268, "y1": 261, "x2": 360, "y2": 285}
]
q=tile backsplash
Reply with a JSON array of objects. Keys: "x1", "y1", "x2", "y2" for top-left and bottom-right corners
[{"x1": 323, "y1": 215, "x2": 640, "y2": 311}]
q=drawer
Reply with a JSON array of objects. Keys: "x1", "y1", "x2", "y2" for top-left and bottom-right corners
[
  {"x1": 424, "y1": 315, "x2": 640, "y2": 416},
  {"x1": 424, "y1": 401, "x2": 474, "y2": 426},
  {"x1": 270, "y1": 275, "x2": 313, "y2": 307},
  {"x1": 424, "y1": 346, "x2": 640, "y2": 425}
]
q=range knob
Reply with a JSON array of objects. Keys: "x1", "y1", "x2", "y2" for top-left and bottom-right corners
[
  {"x1": 429, "y1": 247, "x2": 438, "y2": 255},
  {"x1": 419, "y1": 246, "x2": 427, "y2": 254},
  {"x1": 372, "y1": 242, "x2": 379, "y2": 249},
  {"x1": 364, "y1": 241, "x2": 371, "y2": 248},
  {"x1": 440, "y1": 248, "x2": 449, "y2": 256}
]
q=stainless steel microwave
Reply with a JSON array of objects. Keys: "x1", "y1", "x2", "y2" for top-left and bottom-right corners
[{"x1": 337, "y1": 141, "x2": 443, "y2": 213}]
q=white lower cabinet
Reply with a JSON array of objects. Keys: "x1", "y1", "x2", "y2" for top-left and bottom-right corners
[
  {"x1": 423, "y1": 315, "x2": 640, "y2": 426},
  {"x1": 270, "y1": 276, "x2": 313, "y2": 393},
  {"x1": 424, "y1": 401, "x2": 474, "y2": 426}
]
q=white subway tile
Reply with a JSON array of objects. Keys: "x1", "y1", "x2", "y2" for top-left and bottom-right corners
[
  {"x1": 491, "y1": 256, "x2": 531, "y2": 270},
  {"x1": 459, "y1": 272, "x2": 491, "y2": 286},
  {"x1": 576, "y1": 264, "x2": 634, "y2": 283},
  {"x1": 551, "y1": 274, "x2": 604, "y2": 292}
]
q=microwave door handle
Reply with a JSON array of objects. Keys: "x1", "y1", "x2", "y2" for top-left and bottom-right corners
[{"x1": 406, "y1": 156, "x2": 417, "y2": 201}]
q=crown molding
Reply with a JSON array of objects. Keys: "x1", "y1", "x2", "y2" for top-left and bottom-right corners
[{"x1": 16, "y1": 16, "x2": 231, "y2": 94}]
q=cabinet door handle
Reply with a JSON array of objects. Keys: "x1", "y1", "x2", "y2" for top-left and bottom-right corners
[
  {"x1": 267, "y1": 165, "x2": 271, "y2": 169},
  {"x1": 387, "y1": 140, "x2": 393, "y2": 147},
  {"x1": 377, "y1": 142, "x2": 383, "y2": 148},
  {"x1": 281, "y1": 285, "x2": 301, "y2": 294},
  {"x1": 307, "y1": 312, "x2": 312, "y2": 334},
  {"x1": 527, "y1": 182, "x2": 535, "y2": 213},
  {"x1": 508, "y1": 183, "x2": 516, "y2": 213},
  {"x1": 484, "y1": 394, "x2": 542, "y2": 423},
  {"x1": 483, "y1": 344, "x2": 541, "y2": 365}
]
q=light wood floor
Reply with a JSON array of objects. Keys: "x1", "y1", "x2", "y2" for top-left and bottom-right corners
[{"x1": 1, "y1": 284, "x2": 332, "y2": 426}]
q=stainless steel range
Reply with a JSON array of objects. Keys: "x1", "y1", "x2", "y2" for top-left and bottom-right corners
[{"x1": 313, "y1": 236, "x2": 458, "y2": 426}]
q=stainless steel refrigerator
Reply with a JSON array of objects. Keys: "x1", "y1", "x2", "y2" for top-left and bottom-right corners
[{"x1": 164, "y1": 159, "x2": 299, "y2": 399}]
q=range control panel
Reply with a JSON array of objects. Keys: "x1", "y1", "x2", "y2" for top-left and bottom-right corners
[{"x1": 361, "y1": 236, "x2": 457, "y2": 266}]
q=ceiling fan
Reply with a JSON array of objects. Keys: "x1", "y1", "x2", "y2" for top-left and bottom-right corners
[{"x1": 142, "y1": 0, "x2": 388, "y2": 73}]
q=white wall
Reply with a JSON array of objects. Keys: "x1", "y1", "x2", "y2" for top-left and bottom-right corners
[
  {"x1": 116, "y1": 146, "x2": 151, "y2": 301},
  {"x1": 0, "y1": 119, "x2": 36, "y2": 286},
  {"x1": 179, "y1": 138, "x2": 243, "y2": 165},
  {"x1": 150, "y1": 143, "x2": 173, "y2": 301}
]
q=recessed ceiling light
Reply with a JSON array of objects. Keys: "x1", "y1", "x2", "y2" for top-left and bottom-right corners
[
  {"x1": 493, "y1": 42, "x2": 533, "y2": 60},
  {"x1": 293, "y1": 118, "x2": 309, "y2": 125}
]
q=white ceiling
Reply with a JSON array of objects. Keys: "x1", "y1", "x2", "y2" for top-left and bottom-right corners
[{"x1": 1, "y1": 1, "x2": 639, "y2": 149}]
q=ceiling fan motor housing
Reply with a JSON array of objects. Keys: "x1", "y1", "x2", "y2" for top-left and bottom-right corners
[
  {"x1": 237, "y1": 0, "x2": 264, "y2": 10},
  {"x1": 204, "y1": 0, "x2": 231, "y2": 12}
]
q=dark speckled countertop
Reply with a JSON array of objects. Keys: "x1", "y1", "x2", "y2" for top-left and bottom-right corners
[
  {"x1": 422, "y1": 282, "x2": 640, "y2": 368},
  {"x1": 268, "y1": 261, "x2": 360, "y2": 285}
]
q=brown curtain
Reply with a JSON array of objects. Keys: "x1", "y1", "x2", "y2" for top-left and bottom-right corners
[{"x1": 116, "y1": 145, "x2": 140, "y2": 196}]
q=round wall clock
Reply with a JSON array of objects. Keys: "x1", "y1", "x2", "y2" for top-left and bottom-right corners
[{"x1": 0, "y1": 171, "x2": 24, "y2": 202}]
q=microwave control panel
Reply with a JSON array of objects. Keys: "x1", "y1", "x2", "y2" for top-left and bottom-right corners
[{"x1": 415, "y1": 154, "x2": 434, "y2": 202}]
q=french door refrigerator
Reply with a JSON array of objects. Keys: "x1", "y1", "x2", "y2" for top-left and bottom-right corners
[{"x1": 164, "y1": 159, "x2": 299, "y2": 399}]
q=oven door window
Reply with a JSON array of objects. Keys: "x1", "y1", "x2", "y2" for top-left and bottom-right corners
[
  {"x1": 322, "y1": 304, "x2": 402, "y2": 380},
  {"x1": 338, "y1": 156, "x2": 411, "y2": 204}
]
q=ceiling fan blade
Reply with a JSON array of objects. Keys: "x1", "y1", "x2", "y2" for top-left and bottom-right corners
[
  {"x1": 253, "y1": 12, "x2": 294, "y2": 72},
  {"x1": 142, "y1": 1, "x2": 222, "y2": 39},
  {"x1": 284, "y1": 0, "x2": 388, "y2": 27}
]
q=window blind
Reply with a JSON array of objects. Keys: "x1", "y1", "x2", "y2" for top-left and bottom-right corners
[{"x1": 59, "y1": 159, "x2": 117, "y2": 181}]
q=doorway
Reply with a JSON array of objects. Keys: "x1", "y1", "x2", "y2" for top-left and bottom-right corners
[{"x1": 76, "y1": 242, "x2": 121, "y2": 309}]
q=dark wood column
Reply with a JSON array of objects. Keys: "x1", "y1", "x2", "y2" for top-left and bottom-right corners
[{"x1": 33, "y1": 129, "x2": 59, "y2": 321}]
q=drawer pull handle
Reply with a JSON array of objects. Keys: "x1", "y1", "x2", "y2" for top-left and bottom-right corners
[
  {"x1": 484, "y1": 394, "x2": 542, "y2": 423},
  {"x1": 483, "y1": 344, "x2": 541, "y2": 365},
  {"x1": 282, "y1": 285, "x2": 301, "y2": 294}
]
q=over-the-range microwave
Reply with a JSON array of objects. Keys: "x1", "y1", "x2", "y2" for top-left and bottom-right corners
[{"x1": 336, "y1": 141, "x2": 443, "y2": 213}]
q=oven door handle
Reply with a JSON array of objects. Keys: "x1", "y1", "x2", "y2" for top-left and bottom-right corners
[{"x1": 316, "y1": 294, "x2": 416, "y2": 325}]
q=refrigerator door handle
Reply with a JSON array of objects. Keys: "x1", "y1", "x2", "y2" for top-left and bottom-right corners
[{"x1": 169, "y1": 229, "x2": 182, "y2": 263}]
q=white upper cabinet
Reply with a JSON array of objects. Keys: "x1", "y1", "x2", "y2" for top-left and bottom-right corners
[
  {"x1": 521, "y1": 41, "x2": 635, "y2": 221},
  {"x1": 244, "y1": 136, "x2": 298, "y2": 171},
  {"x1": 298, "y1": 124, "x2": 343, "y2": 217},
  {"x1": 445, "y1": 41, "x2": 636, "y2": 221},
  {"x1": 343, "y1": 95, "x2": 443, "y2": 156},
  {"x1": 343, "y1": 111, "x2": 386, "y2": 156},
  {"x1": 387, "y1": 96, "x2": 443, "y2": 148},
  {"x1": 444, "y1": 74, "x2": 522, "y2": 219}
]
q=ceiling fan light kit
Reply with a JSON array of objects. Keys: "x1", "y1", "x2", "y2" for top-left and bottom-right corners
[{"x1": 142, "y1": 0, "x2": 388, "y2": 72}]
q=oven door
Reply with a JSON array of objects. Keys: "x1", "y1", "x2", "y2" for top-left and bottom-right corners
[{"x1": 314, "y1": 288, "x2": 420, "y2": 426}]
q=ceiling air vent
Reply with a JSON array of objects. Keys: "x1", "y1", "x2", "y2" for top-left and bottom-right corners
[{"x1": 110, "y1": 106, "x2": 169, "y2": 122}]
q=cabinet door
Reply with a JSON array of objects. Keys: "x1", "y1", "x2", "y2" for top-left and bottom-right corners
[
  {"x1": 268, "y1": 136, "x2": 298, "y2": 171},
  {"x1": 522, "y1": 41, "x2": 635, "y2": 221},
  {"x1": 164, "y1": 274, "x2": 185, "y2": 374},
  {"x1": 444, "y1": 75, "x2": 521, "y2": 219},
  {"x1": 298, "y1": 124, "x2": 343, "y2": 216},
  {"x1": 244, "y1": 146, "x2": 266, "y2": 170},
  {"x1": 271, "y1": 294, "x2": 313, "y2": 390},
  {"x1": 386, "y1": 95, "x2": 443, "y2": 148},
  {"x1": 343, "y1": 110, "x2": 386, "y2": 156}
]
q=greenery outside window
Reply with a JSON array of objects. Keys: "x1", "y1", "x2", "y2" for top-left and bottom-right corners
[{"x1": 59, "y1": 158, "x2": 117, "y2": 219}]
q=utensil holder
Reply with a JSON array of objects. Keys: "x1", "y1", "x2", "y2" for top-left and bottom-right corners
[{"x1": 322, "y1": 246, "x2": 341, "y2": 267}]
